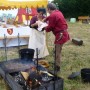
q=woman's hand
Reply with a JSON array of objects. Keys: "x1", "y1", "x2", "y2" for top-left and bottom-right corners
[
  {"x1": 42, "y1": 18, "x2": 46, "y2": 22},
  {"x1": 31, "y1": 22, "x2": 38, "y2": 27}
]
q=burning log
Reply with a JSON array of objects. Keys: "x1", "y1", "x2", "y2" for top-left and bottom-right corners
[{"x1": 0, "y1": 48, "x2": 63, "y2": 90}]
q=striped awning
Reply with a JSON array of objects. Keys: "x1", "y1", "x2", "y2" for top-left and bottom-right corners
[{"x1": 0, "y1": 0, "x2": 48, "y2": 9}]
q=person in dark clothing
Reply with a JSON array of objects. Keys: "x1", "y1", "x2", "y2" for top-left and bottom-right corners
[{"x1": 29, "y1": 8, "x2": 46, "y2": 30}]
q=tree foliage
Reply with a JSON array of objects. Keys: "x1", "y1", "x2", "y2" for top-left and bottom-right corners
[{"x1": 53, "y1": 0, "x2": 90, "y2": 18}]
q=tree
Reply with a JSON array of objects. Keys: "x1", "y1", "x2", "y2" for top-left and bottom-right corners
[{"x1": 53, "y1": 0, "x2": 90, "y2": 18}]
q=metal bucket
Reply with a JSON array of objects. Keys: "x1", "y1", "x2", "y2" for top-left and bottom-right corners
[
  {"x1": 81, "y1": 68, "x2": 90, "y2": 82},
  {"x1": 19, "y1": 48, "x2": 35, "y2": 61}
]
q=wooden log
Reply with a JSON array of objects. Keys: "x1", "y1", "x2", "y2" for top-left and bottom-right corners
[{"x1": 72, "y1": 38, "x2": 83, "y2": 45}]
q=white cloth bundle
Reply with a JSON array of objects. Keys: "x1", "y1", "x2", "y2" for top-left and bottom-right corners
[{"x1": 36, "y1": 20, "x2": 48, "y2": 31}]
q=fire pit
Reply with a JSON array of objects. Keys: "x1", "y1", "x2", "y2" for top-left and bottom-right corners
[{"x1": 0, "y1": 59, "x2": 63, "y2": 90}]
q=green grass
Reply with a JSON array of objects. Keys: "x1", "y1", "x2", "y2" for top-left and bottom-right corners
[
  {"x1": 61, "y1": 23, "x2": 90, "y2": 90},
  {"x1": 47, "y1": 22, "x2": 90, "y2": 90},
  {"x1": 0, "y1": 22, "x2": 90, "y2": 90}
]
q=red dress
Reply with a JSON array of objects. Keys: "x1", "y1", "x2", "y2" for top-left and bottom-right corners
[{"x1": 46, "y1": 10, "x2": 70, "y2": 44}]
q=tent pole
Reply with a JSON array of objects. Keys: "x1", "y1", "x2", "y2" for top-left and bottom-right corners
[{"x1": 26, "y1": 7, "x2": 29, "y2": 25}]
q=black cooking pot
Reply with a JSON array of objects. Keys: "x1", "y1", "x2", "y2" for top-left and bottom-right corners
[
  {"x1": 19, "y1": 48, "x2": 35, "y2": 61},
  {"x1": 81, "y1": 68, "x2": 90, "y2": 82}
]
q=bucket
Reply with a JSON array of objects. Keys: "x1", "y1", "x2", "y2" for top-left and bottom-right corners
[
  {"x1": 81, "y1": 68, "x2": 90, "y2": 82},
  {"x1": 70, "y1": 18, "x2": 76, "y2": 23},
  {"x1": 19, "y1": 48, "x2": 35, "y2": 61}
]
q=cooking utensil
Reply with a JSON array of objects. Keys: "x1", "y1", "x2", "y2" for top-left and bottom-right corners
[
  {"x1": 19, "y1": 48, "x2": 35, "y2": 61},
  {"x1": 81, "y1": 68, "x2": 90, "y2": 82}
]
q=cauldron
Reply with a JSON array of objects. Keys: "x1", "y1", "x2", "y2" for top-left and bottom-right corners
[
  {"x1": 81, "y1": 68, "x2": 90, "y2": 82},
  {"x1": 19, "y1": 48, "x2": 35, "y2": 61}
]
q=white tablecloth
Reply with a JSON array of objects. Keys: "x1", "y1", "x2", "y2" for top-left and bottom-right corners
[{"x1": 0, "y1": 25, "x2": 31, "y2": 47}]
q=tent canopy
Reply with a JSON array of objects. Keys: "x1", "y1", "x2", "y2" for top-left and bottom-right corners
[{"x1": 0, "y1": 0, "x2": 48, "y2": 9}]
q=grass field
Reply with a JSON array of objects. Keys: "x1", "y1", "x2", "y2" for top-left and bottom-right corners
[{"x1": 0, "y1": 22, "x2": 90, "y2": 90}]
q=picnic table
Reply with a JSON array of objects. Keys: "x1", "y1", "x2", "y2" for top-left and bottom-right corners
[{"x1": 78, "y1": 16, "x2": 90, "y2": 23}]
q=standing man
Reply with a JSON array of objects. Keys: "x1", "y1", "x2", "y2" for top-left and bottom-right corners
[{"x1": 44, "y1": 3, "x2": 70, "y2": 72}]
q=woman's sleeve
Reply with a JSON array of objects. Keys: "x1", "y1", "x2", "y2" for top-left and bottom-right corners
[{"x1": 29, "y1": 16, "x2": 36, "y2": 28}]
